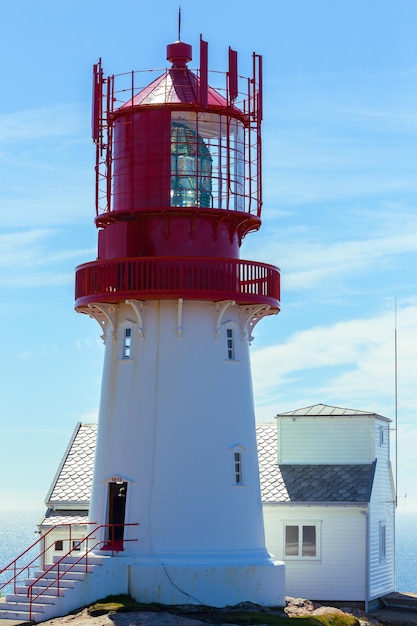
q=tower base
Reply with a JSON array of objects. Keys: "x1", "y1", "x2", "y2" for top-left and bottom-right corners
[{"x1": 128, "y1": 558, "x2": 285, "y2": 607}]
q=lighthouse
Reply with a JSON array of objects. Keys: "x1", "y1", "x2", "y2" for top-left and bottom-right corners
[{"x1": 75, "y1": 35, "x2": 285, "y2": 606}]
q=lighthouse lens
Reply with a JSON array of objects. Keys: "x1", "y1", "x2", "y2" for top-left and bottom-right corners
[{"x1": 171, "y1": 122, "x2": 212, "y2": 208}]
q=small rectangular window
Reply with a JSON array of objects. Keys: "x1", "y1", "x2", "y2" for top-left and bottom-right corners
[
  {"x1": 302, "y1": 525, "x2": 316, "y2": 556},
  {"x1": 226, "y1": 328, "x2": 234, "y2": 360},
  {"x1": 379, "y1": 522, "x2": 386, "y2": 561},
  {"x1": 122, "y1": 328, "x2": 132, "y2": 359},
  {"x1": 72, "y1": 540, "x2": 81, "y2": 552},
  {"x1": 234, "y1": 451, "x2": 242, "y2": 484},
  {"x1": 285, "y1": 524, "x2": 318, "y2": 558},
  {"x1": 285, "y1": 526, "x2": 299, "y2": 556},
  {"x1": 379, "y1": 425, "x2": 384, "y2": 446},
  {"x1": 54, "y1": 540, "x2": 63, "y2": 551}
]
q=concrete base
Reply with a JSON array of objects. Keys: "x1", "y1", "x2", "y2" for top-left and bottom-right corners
[{"x1": 128, "y1": 559, "x2": 286, "y2": 608}]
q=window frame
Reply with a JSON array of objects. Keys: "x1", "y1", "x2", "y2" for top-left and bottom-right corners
[
  {"x1": 119, "y1": 323, "x2": 134, "y2": 360},
  {"x1": 234, "y1": 451, "x2": 243, "y2": 485},
  {"x1": 230, "y1": 445, "x2": 246, "y2": 486},
  {"x1": 379, "y1": 522, "x2": 387, "y2": 562},
  {"x1": 284, "y1": 522, "x2": 321, "y2": 560},
  {"x1": 379, "y1": 425, "x2": 385, "y2": 446},
  {"x1": 226, "y1": 327, "x2": 235, "y2": 360}
]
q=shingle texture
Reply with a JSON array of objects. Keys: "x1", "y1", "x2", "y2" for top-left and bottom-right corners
[
  {"x1": 42, "y1": 510, "x2": 89, "y2": 527},
  {"x1": 47, "y1": 424, "x2": 97, "y2": 505},
  {"x1": 256, "y1": 422, "x2": 375, "y2": 504}
]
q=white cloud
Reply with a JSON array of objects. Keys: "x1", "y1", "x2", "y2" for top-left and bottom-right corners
[
  {"x1": 252, "y1": 303, "x2": 417, "y2": 419},
  {"x1": 0, "y1": 229, "x2": 96, "y2": 287}
]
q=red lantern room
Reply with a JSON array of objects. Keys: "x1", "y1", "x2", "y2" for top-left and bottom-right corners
[{"x1": 75, "y1": 37, "x2": 280, "y2": 312}]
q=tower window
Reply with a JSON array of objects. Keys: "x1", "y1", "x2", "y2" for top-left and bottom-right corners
[
  {"x1": 122, "y1": 327, "x2": 132, "y2": 359},
  {"x1": 234, "y1": 452, "x2": 243, "y2": 485},
  {"x1": 226, "y1": 328, "x2": 234, "y2": 360}
]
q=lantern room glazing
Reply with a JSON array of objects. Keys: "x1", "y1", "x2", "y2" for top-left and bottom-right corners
[{"x1": 92, "y1": 40, "x2": 263, "y2": 219}]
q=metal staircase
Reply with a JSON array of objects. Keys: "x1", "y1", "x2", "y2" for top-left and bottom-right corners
[{"x1": 0, "y1": 523, "x2": 137, "y2": 622}]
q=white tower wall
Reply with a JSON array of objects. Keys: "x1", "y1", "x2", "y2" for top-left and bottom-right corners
[
  {"x1": 87, "y1": 298, "x2": 285, "y2": 606},
  {"x1": 90, "y1": 299, "x2": 269, "y2": 561}
]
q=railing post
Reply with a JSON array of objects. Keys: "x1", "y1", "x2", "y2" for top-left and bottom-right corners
[{"x1": 29, "y1": 586, "x2": 32, "y2": 622}]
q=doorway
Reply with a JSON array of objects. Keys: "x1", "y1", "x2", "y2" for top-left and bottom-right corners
[{"x1": 106, "y1": 481, "x2": 128, "y2": 549}]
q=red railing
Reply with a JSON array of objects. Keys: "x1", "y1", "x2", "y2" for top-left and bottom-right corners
[
  {"x1": 75, "y1": 256, "x2": 280, "y2": 309},
  {"x1": 0, "y1": 523, "x2": 93, "y2": 595},
  {"x1": 27, "y1": 524, "x2": 138, "y2": 620},
  {"x1": 0, "y1": 523, "x2": 138, "y2": 621}
]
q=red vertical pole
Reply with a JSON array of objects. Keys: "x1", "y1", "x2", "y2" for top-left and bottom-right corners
[
  {"x1": 228, "y1": 48, "x2": 238, "y2": 102},
  {"x1": 200, "y1": 36, "x2": 208, "y2": 107}
]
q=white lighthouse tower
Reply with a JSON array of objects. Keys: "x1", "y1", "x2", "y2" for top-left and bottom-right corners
[{"x1": 75, "y1": 34, "x2": 285, "y2": 606}]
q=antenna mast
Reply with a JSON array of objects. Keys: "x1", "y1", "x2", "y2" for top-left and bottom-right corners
[{"x1": 394, "y1": 297, "x2": 398, "y2": 507}]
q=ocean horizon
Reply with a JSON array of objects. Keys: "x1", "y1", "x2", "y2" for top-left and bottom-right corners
[{"x1": 1, "y1": 508, "x2": 417, "y2": 597}]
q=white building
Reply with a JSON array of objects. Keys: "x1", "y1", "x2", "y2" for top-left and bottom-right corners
[{"x1": 258, "y1": 403, "x2": 396, "y2": 610}]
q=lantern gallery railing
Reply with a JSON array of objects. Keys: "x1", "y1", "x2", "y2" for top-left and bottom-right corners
[{"x1": 75, "y1": 256, "x2": 280, "y2": 310}]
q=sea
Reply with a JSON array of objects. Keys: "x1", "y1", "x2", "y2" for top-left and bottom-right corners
[{"x1": 1, "y1": 508, "x2": 417, "y2": 595}]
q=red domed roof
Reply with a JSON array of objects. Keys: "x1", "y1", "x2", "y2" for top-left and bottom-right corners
[{"x1": 119, "y1": 40, "x2": 236, "y2": 111}]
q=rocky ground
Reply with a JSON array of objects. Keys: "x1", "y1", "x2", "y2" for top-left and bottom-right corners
[{"x1": 36, "y1": 597, "x2": 415, "y2": 626}]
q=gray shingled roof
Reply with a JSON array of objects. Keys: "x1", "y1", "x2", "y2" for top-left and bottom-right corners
[
  {"x1": 256, "y1": 422, "x2": 376, "y2": 504},
  {"x1": 46, "y1": 423, "x2": 97, "y2": 506},
  {"x1": 41, "y1": 510, "x2": 89, "y2": 527},
  {"x1": 275, "y1": 403, "x2": 390, "y2": 422},
  {"x1": 45, "y1": 404, "x2": 380, "y2": 511}
]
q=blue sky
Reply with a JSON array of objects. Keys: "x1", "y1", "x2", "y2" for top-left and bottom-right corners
[{"x1": 1, "y1": 0, "x2": 416, "y2": 515}]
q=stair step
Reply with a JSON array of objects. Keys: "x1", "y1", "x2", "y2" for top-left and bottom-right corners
[
  {"x1": 19, "y1": 578, "x2": 75, "y2": 591},
  {"x1": 34, "y1": 568, "x2": 92, "y2": 580},
  {"x1": 0, "y1": 600, "x2": 50, "y2": 612},
  {"x1": 0, "y1": 608, "x2": 45, "y2": 621},
  {"x1": 5, "y1": 594, "x2": 58, "y2": 605},
  {"x1": 52, "y1": 555, "x2": 104, "y2": 566}
]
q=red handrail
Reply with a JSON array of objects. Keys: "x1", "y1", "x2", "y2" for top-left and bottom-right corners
[
  {"x1": 0, "y1": 523, "x2": 94, "y2": 595},
  {"x1": 26, "y1": 523, "x2": 138, "y2": 621}
]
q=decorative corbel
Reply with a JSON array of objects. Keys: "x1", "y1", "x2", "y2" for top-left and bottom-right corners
[
  {"x1": 240, "y1": 304, "x2": 272, "y2": 344},
  {"x1": 85, "y1": 303, "x2": 118, "y2": 343},
  {"x1": 126, "y1": 300, "x2": 145, "y2": 338},
  {"x1": 214, "y1": 300, "x2": 236, "y2": 338}
]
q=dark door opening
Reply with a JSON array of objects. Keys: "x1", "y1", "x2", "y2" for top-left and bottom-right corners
[{"x1": 104, "y1": 481, "x2": 128, "y2": 551}]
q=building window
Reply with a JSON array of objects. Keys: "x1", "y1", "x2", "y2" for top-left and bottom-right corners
[
  {"x1": 379, "y1": 425, "x2": 385, "y2": 446},
  {"x1": 54, "y1": 540, "x2": 63, "y2": 551},
  {"x1": 122, "y1": 327, "x2": 132, "y2": 359},
  {"x1": 285, "y1": 524, "x2": 318, "y2": 558},
  {"x1": 234, "y1": 451, "x2": 243, "y2": 485},
  {"x1": 226, "y1": 328, "x2": 234, "y2": 360},
  {"x1": 72, "y1": 540, "x2": 81, "y2": 552},
  {"x1": 379, "y1": 522, "x2": 386, "y2": 562}
]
